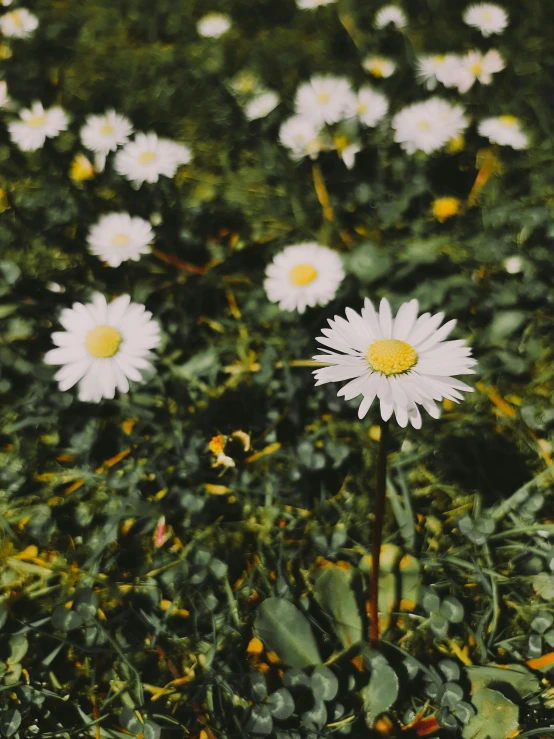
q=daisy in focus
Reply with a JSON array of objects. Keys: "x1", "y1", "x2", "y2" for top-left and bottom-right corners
[
  {"x1": 0, "y1": 8, "x2": 38, "y2": 38},
  {"x1": 296, "y1": 0, "x2": 337, "y2": 7},
  {"x1": 244, "y1": 91, "x2": 280, "y2": 120},
  {"x1": 80, "y1": 109, "x2": 133, "y2": 170},
  {"x1": 45, "y1": 294, "x2": 161, "y2": 403},
  {"x1": 362, "y1": 56, "x2": 396, "y2": 79},
  {"x1": 374, "y1": 5, "x2": 407, "y2": 30},
  {"x1": 478, "y1": 115, "x2": 528, "y2": 149},
  {"x1": 87, "y1": 213, "x2": 154, "y2": 267},
  {"x1": 197, "y1": 13, "x2": 231, "y2": 38},
  {"x1": 8, "y1": 101, "x2": 68, "y2": 151},
  {"x1": 392, "y1": 98, "x2": 468, "y2": 155},
  {"x1": 312, "y1": 298, "x2": 476, "y2": 428},
  {"x1": 347, "y1": 86, "x2": 389, "y2": 127},
  {"x1": 279, "y1": 115, "x2": 323, "y2": 160},
  {"x1": 295, "y1": 76, "x2": 355, "y2": 126},
  {"x1": 463, "y1": 3, "x2": 508, "y2": 36},
  {"x1": 115, "y1": 132, "x2": 192, "y2": 187},
  {"x1": 264, "y1": 243, "x2": 344, "y2": 314},
  {"x1": 457, "y1": 49, "x2": 505, "y2": 92}
]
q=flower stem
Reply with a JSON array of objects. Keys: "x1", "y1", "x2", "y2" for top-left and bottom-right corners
[{"x1": 370, "y1": 418, "x2": 389, "y2": 647}]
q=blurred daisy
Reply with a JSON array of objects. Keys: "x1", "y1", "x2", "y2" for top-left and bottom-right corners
[
  {"x1": 45, "y1": 294, "x2": 161, "y2": 403},
  {"x1": 87, "y1": 213, "x2": 154, "y2": 267},
  {"x1": 80, "y1": 109, "x2": 133, "y2": 170},
  {"x1": 115, "y1": 132, "x2": 192, "y2": 187},
  {"x1": 0, "y1": 8, "x2": 38, "y2": 38},
  {"x1": 297, "y1": 0, "x2": 337, "y2": 7},
  {"x1": 335, "y1": 135, "x2": 361, "y2": 169},
  {"x1": 264, "y1": 243, "x2": 344, "y2": 314},
  {"x1": 312, "y1": 298, "x2": 476, "y2": 428},
  {"x1": 477, "y1": 115, "x2": 528, "y2": 149},
  {"x1": 392, "y1": 98, "x2": 468, "y2": 154},
  {"x1": 504, "y1": 256, "x2": 523, "y2": 274},
  {"x1": 0, "y1": 81, "x2": 9, "y2": 107},
  {"x1": 197, "y1": 12, "x2": 231, "y2": 38},
  {"x1": 295, "y1": 75, "x2": 355, "y2": 126},
  {"x1": 416, "y1": 55, "x2": 455, "y2": 90},
  {"x1": 463, "y1": 3, "x2": 508, "y2": 36},
  {"x1": 346, "y1": 86, "x2": 389, "y2": 127},
  {"x1": 362, "y1": 56, "x2": 396, "y2": 78},
  {"x1": 8, "y1": 101, "x2": 68, "y2": 151},
  {"x1": 457, "y1": 49, "x2": 505, "y2": 92},
  {"x1": 244, "y1": 90, "x2": 280, "y2": 120},
  {"x1": 279, "y1": 115, "x2": 323, "y2": 160},
  {"x1": 374, "y1": 5, "x2": 407, "y2": 29}
]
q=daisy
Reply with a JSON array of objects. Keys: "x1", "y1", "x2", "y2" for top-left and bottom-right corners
[
  {"x1": 197, "y1": 12, "x2": 231, "y2": 38},
  {"x1": 295, "y1": 76, "x2": 355, "y2": 126},
  {"x1": 374, "y1": 5, "x2": 407, "y2": 29},
  {"x1": 0, "y1": 7, "x2": 38, "y2": 38},
  {"x1": 337, "y1": 141, "x2": 361, "y2": 169},
  {"x1": 114, "y1": 132, "x2": 192, "y2": 187},
  {"x1": 477, "y1": 115, "x2": 528, "y2": 149},
  {"x1": 457, "y1": 49, "x2": 505, "y2": 92},
  {"x1": 8, "y1": 101, "x2": 68, "y2": 151},
  {"x1": 346, "y1": 86, "x2": 389, "y2": 127},
  {"x1": 297, "y1": 0, "x2": 337, "y2": 6},
  {"x1": 87, "y1": 213, "x2": 154, "y2": 267},
  {"x1": 463, "y1": 3, "x2": 508, "y2": 36},
  {"x1": 312, "y1": 298, "x2": 476, "y2": 428},
  {"x1": 279, "y1": 115, "x2": 323, "y2": 160},
  {"x1": 392, "y1": 98, "x2": 468, "y2": 155},
  {"x1": 0, "y1": 81, "x2": 9, "y2": 107},
  {"x1": 244, "y1": 90, "x2": 280, "y2": 120},
  {"x1": 416, "y1": 55, "x2": 453, "y2": 90},
  {"x1": 362, "y1": 56, "x2": 396, "y2": 79},
  {"x1": 80, "y1": 109, "x2": 133, "y2": 170},
  {"x1": 264, "y1": 243, "x2": 344, "y2": 314},
  {"x1": 45, "y1": 294, "x2": 161, "y2": 403}
]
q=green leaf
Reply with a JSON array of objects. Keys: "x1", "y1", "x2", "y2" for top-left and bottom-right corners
[
  {"x1": 489, "y1": 311, "x2": 526, "y2": 341},
  {"x1": 267, "y1": 688, "x2": 295, "y2": 720},
  {"x1": 533, "y1": 572, "x2": 554, "y2": 601},
  {"x1": 455, "y1": 701, "x2": 476, "y2": 725},
  {"x1": 440, "y1": 596, "x2": 464, "y2": 624},
  {"x1": 362, "y1": 661, "x2": 399, "y2": 727},
  {"x1": 0, "y1": 709, "x2": 21, "y2": 738},
  {"x1": 254, "y1": 598, "x2": 321, "y2": 668},
  {"x1": 310, "y1": 665, "x2": 338, "y2": 702},
  {"x1": 8, "y1": 634, "x2": 28, "y2": 664},
  {"x1": 246, "y1": 704, "x2": 273, "y2": 735},
  {"x1": 250, "y1": 672, "x2": 268, "y2": 701},
  {"x1": 312, "y1": 565, "x2": 362, "y2": 649},
  {"x1": 344, "y1": 242, "x2": 392, "y2": 284},
  {"x1": 466, "y1": 664, "x2": 540, "y2": 697},
  {"x1": 462, "y1": 688, "x2": 519, "y2": 739},
  {"x1": 440, "y1": 681, "x2": 464, "y2": 709},
  {"x1": 531, "y1": 611, "x2": 554, "y2": 634},
  {"x1": 301, "y1": 700, "x2": 327, "y2": 730},
  {"x1": 119, "y1": 707, "x2": 143, "y2": 734},
  {"x1": 143, "y1": 721, "x2": 162, "y2": 739},
  {"x1": 52, "y1": 606, "x2": 84, "y2": 631}
]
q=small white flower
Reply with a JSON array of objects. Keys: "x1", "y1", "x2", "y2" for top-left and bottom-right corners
[
  {"x1": 392, "y1": 98, "x2": 468, "y2": 155},
  {"x1": 416, "y1": 55, "x2": 453, "y2": 90},
  {"x1": 295, "y1": 75, "x2": 355, "y2": 126},
  {"x1": 45, "y1": 293, "x2": 162, "y2": 403},
  {"x1": 115, "y1": 132, "x2": 192, "y2": 187},
  {"x1": 279, "y1": 115, "x2": 323, "y2": 160},
  {"x1": 80, "y1": 109, "x2": 133, "y2": 158},
  {"x1": 463, "y1": 3, "x2": 508, "y2": 36},
  {"x1": 503, "y1": 256, "x2": 523, "y2": 274},
  {"x1": 362, "y1": 56, "x2": 397, "y2": 79},
  {"x1": 244, "y1": 90, "x2": 280, "y2": 120},
  {"x1": 0, "y1": 7, "x2": 38, "y2": 38},
  {"x1": 339, "y1": 142, "x2": 361, "y2": 169},
  {"x1": 264, "y1": 243, "x2": 344, "y2": 314},
  {"x1": 296, "y1": 0, "x2": 337, "y2": 7},
  {"x1": 346, "y1": 86, "x2": 389, "y2": 127},
  {"x1": 434, "y1": 54, "x2": 468, "y2": 89},
  {"x1": 87, "y1": 213, "x2": 154, "y2": 267},
  {"x1": 8, "y1": 101, "x2": 68, "y2": 151},
  {"x1": 197, "y1": 12, "x2": 231, "y2": 38},
  {"x1": 374, "y1": 5, "x2": 407, "y2": 29},
  {"x1": 0, "y1": 80, "x2": 9, "y2": 107},
  {"x1": 457, "y1": 49, "x2": 505, "y2": 92},
  {"x1": 312, "y1": 297, "x2": 476, "y2": 428},
  {"x1": 477, "y1": 115, "x2": 528, "y2": 149}
]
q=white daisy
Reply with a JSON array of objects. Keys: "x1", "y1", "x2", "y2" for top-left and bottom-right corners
[
  {"x1": 244, "y1": 90, "x2": 280, "y2": 120},
  {"x1": 80, "y1": 109, "x2": 133, "y2": 166},
  {"x1": 279, "y1": 115, "x2": 323, "y2": 161},
  {"x1": 374, "y1": 5, "x2": 407, "y2": 29},
  {"x1": 197, "y1": 12, "x2": 231, "y2": 38},
  {"x1": 416, "y1": 55, "x2": 452, "y2": 90},
  {"x1": 0, "y1": 80, "x2": 9, "y2": 107},
  {"x1": 463, "y1": 3, "x2": 508, "y2": 36},
  {"x1": 45, "y1": 294, "x2": 161, "y2": 403},
  {"x1": 312, "y1": 298, "x2": 476, "y2": 428},
  {"x1": 8, "y1": 101, "x2": 68, "y2": 152},
  {"x1": 114, "y1": 132, "x2": 192, "y2": 187},
  {"x1": 295, "y1": 76, "x2": 355, "y2": 126},
  {"x1": 392, "y1": 98, "x2": 468, "y2": 155},
  {"x1": 87, "y1": 213, "x2": 154, "y2": 267},
  {"x1": 264, "y1": 243, "x2": 344, "y2": 314},
  {"x1": 457, "y1": 49, "x2": 505, "y2": 92},
  {"x1": 362, "y1": 56, "x2": 397, "y2": 79},
  {"x1": 346, "y1": 86, "x2": 389, "y2": 127},
  {"x1": 297, "y1": 0, "x2": 337, "y2": 7},
  {"x1": 338, "y1": 142, "x2": 361, "y2": 169},
  {"x1": 0, "y1": 7, "x2": 38, "y2": 38},
  {"x1": 477, "y1": 115, "x2": 528, "y2": 149}
]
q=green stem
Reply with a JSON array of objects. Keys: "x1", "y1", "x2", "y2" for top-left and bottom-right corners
[{"x1": 370, "y1": 419, "x2": 389, "y2": 647}]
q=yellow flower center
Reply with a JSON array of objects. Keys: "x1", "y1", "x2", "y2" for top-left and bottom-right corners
[
  {"x1": 85, "y1": 325, "x2": 122, "y2": 358},
  {"x1": 447, "y1": 133, "x2": 465, "y2": 153},
  {"x1": 482, "y1": 10, "x2": 492, "y2": 21},
  {"x1": 12, "y1": 11, "x2": 23, "y2": 27},
  {"x1": 499, "y1": 115, "x2": 518, "y2": 126},
  {"x1": 111, "y1": 234, "x2": 130, "y2": 247},
  {"x1": 417, "y1": 120, "x2": 431, "y2": 131},
  {"x1": 317, "y1": 92, "x2": 330, "y2": 104},
  {"x1": 369, "y1": 65, "x2": 383, "y2": 77},
  {"x1": 100, "y1": 123, "x2": 115, "y2": 136},
  {"x1": 356, "y1": 103, "x2": 368, "y2": 114},
  {"x1": 471, "y1": 62, "x2": 483, "y2": 76},
  {"x1": 138, "y1": 150, "x2": 157, "y2": 164},
  {"x1": 432, "y1": 197, "x2": 460, "y2": 222},
  {"x1": 289, "y1": 263, "x2": 317, "y2": 286},
  {"x1": 27, "y1": 113, "x2": 47, "y2": 129},
  {"x1": 367, "y1": 339, "x2": 417, "y2": 375}
]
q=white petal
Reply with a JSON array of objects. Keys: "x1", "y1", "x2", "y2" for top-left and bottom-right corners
[
  {"x1": 378, "y1": 298, "x2": 393, "y2": 337},
  {"x1": 416, "y1": 319, "x2": 457, "y2": 352},
  {"x1": 394, "y1": 404, "x2": 408, "y2": 427},
  {"x1": 361, "y1": 298, "x2": 383, "y2": 339},
  {"x1": 392, "y1": 299, "x2": 419, "y2": 340},
  {"x1": 408, "y1": 405, "x2": 422, "y2": 428},
  {"x1": 410, "y1": 311, "x2": 444, "y2": 346},
  {"x1": 380, "y1": 398, "x2": 394, "y2": 422}
]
